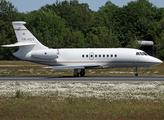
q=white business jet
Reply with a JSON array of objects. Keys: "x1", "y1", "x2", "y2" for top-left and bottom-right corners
[{"x1": 2, "y1": 21, "x2": 163, "y2": 76}]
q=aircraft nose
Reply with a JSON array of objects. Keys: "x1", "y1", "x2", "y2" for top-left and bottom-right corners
[
  {"x1": 152, "y1": 57, "x2": 163, "y2": 65},
  {"x1": 158, "y1": 59, "x2": 163, "y2": 64}
]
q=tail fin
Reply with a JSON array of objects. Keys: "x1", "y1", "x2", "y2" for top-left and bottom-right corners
[
  {"x1": 2, "y1": 21, "x2": 48, "y2": 59},
  {"x1": 3, "y1": 21, "x2": 48, "y2": 50}
]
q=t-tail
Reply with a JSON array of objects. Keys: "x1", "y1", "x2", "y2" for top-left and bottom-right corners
[{"x1": 2, "y1": 21, "x2": 58, "y2": 60}]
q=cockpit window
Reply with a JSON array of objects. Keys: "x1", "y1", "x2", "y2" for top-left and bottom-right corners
[
  {"x1": 136, "y1": 52, "x2": 140, "y2": 55},
  {"x1": 136, "y1": 52, "x2": 149, "y2": 56},
  {"x1": 140, "y1": 52, "x2": 144, "y2": 55},
  {"x1": 143, "y1": 52, "x2": 148, "y2": 56}
]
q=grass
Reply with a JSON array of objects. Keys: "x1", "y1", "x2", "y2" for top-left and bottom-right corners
[
  {"x1": 0, "y1": 95, "x2": 164, "y2": 119},
  {"x1": 0, "y1": 61, "x2": 41, "y2": 65},
  {"x1": 0, "y1": 60, "x2": 164, "y2": 76}
]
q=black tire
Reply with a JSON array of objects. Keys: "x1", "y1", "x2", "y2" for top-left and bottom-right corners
[
  {"x1": 135, "y1": 73, "x2": 138, "y2": 77},
  {"x1": 74, "y1": 73, "x2": 79, "y2": 77},
  {"x1": 80, "y1": 71, "x2": 85, "y2": 76}
]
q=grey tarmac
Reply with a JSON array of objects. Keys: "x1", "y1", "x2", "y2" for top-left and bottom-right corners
[{"x1": 0, "y1": 76, "x2": 164, "y2": 82}]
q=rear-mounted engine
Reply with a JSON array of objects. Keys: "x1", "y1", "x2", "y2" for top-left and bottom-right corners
[{"x1": 31, "y1": 49, "x2": 58, "y2": 60}]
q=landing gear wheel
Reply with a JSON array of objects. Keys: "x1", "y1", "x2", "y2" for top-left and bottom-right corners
[
  {"x1": 135, "y1": 73, "x2": 138, "y2": 77},
  {"x1": 80, "y1": 69, "x2": 85, "y2": 77},
  {"x1": 135, "y1": 67, "x2": 138, "y2": 77},
  {"x1": 74, "y1": 69, "x2": 79, "y2": 77}
]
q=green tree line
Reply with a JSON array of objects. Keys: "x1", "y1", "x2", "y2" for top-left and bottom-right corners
[{"x1": 0, "y1": 0, "x2": 164, "y2": 60}]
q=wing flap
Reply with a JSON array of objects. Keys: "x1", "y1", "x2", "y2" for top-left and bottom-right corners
[{"x1": 2, "y1": 42, "x2": 36, "y2": 47}]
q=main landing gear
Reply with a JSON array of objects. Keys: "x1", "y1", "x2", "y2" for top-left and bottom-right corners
[
  {"x1": 74, "y1": 69, "x2": 85, "y2": 77},
  {"x1": 135, "y1": 67, "x2": 138, "y2": 77}
]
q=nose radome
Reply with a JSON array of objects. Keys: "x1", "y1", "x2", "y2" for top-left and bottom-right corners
[
  {"x1": 158, "y1": 59, "x2": 163, "y2": 64},
  {"x1": 152, "y1": 57, "x2": 163, "y2": 65}
]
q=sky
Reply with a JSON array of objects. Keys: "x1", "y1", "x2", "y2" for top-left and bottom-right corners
[{"x1": 8, "y1": 0, "x2": 164, "y2": 13}]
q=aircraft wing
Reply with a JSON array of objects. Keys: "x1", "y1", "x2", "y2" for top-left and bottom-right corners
[{"x1": 44, "y1": 64, "x2": 100, "y2": 70}]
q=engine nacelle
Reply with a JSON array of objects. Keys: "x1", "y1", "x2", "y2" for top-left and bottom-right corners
[{"x1": 31, "y1": 49, "x2": 58, "y2": 60}]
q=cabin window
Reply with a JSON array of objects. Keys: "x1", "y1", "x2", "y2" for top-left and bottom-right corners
[
  {"x1": 95, "y1": 55, "x2": 97, "y2": 57},
  {"x1": 107, "y1": 54, "x2": 109, "y2": 57},
  {"x1": 103, "y1": 55, "x2": 105, "y2": 57},
  {"x1": 115, "y1": 54, "x2": 117, "y2": 57},
  {"x1": 111, "y1": 54, "x2": 113, "y2": 57},
  {"x1": 99, "y1": 55, "x2": 101, "y2": 57},
  {"x1": 82, "y1": 55, "x2": 84, "y2": 58},
  {"x1": 86, "y1": 55, "x2": 88, "y2": 58}
]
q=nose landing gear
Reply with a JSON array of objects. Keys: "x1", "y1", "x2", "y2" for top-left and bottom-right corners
[{"x1": 135, "y1": 67, "x2": 138, "y2": 76}]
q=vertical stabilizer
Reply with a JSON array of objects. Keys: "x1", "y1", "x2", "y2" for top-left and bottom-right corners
[
  {"x1": 2, "y1": 21, "x2": 49, "y2": 60},
  {"x1": 12, "y1": 21, "x2": 48, "y2": 50}
]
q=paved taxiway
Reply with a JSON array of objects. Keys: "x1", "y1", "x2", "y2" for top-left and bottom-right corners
[{"x1": 0, "y1": 76, "x2": 163, "y2": 82}]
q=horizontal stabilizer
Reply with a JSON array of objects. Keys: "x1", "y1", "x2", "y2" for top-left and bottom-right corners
[
  {"x1": 44, "y1": 64, "x2": 100, "y2": 70},
  {"x1": 2, "y1": 42, "x2": 36, "y2": 47}
]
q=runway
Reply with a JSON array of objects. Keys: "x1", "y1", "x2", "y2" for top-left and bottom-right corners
[{"x1": 0, "y1": 76, "x2": 164, "y2": 82}]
